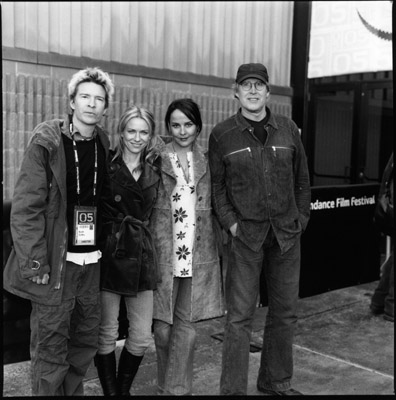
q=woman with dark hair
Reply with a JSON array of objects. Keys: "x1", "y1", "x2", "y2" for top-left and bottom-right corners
[
  {"x1": 149, "y1": 98, "x2": 224, "y2": 395},
  {"x1": 94, "y1": 105, "x2": 163, "y2": 396}
]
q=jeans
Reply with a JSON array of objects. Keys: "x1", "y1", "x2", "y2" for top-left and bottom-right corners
[
  {"x1": 98, "y1": 290, "x2": 154, "y2": 356},
  {"x1": 371, "y1": 250, "x2": 394, "y2": 318},
  {"x1": 30, "y1": 261, "x2": 101, "y2": 396},
  {"x1": 220, "y1": 229, "x2": 301, "y2": 395},
  {"x1": 153, "y1": 278, "x2": 196, "y2": 395}
]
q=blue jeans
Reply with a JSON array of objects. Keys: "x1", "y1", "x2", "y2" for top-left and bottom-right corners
[
  {"x1": 98, "y1": 290, "x2": 154, "y2": 356},
  {"x1": 220, "y1": 229, "x2": 301, "y2": 395},
  {"x1": 371, "y1": 250, "x2": 394, "y2": 318},
  {"x1": 153, "y1": 278, "x2": 196, "y2": 395},
  {"x1": 30, "y1": 261, "x2": 101, "y2": 396}
]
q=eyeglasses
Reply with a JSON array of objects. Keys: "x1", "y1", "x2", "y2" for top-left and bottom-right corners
[{"x1": 239, "y1": 81, "x2": 266, "y2": 92}]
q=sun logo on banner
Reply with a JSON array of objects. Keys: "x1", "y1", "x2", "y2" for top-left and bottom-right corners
[{"x1": 356, "y1": 1, "x2": 392, "y2": 41}]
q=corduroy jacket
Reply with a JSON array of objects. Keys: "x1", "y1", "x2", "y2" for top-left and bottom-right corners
[{"x1": 209, "y1": 108, "x2": 311, "y2": 254}]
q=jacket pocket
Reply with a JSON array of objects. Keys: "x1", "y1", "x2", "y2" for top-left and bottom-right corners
[
  {"x1": 224, "y1": 147, "x2": 257, "y2": 198},
  {"x1": 225, "y1": 147, "x2": 252, "y2": 158},
  {"x1": 270, "y1": 146, "x2": 293, "y2": 163},
  {"x1": 104, "y1": 256, "x2": 141, "y2": 294},
  {"x1": 3, "y1": 247, "x2": 59, "y2": 304}
]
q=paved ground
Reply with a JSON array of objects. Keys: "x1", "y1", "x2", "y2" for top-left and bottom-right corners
[{"x1": 3, "y1": 280, "x2": 394, "y2": 396}]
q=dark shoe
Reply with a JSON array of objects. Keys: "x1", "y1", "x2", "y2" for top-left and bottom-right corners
[
  {"x1": 94, "y1": 351, "x2": 118, "y2": 396},
  {"x1": 117, "y1": 347, "x2": 144, "y2": 396},
  {"x1": 384, "y1": 314, "x2": 394, "y2": 322},
  {"x1": 257, "y1": 385, "x2": 303, "y2": 396},
  {"x1": 370, "y1": 304, "x2": 384, "y2": 315}
]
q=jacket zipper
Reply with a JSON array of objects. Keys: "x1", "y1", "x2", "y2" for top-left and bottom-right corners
[
  {"x1": 55, "y1": 227, "x2": 67, "y2": 289},
  {"x1": 226, "y1": 147, "x2": 252, "y2": 157},
  {"x1": 272, "y1": 146, "x2": 292, "y2": 157}
]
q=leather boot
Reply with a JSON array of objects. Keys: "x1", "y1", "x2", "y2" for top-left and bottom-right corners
[
  {"x1": 94, "y1": 351, "x2": 118, "y2": 396},
  {"x1": 117, "y1": 347, "x2": 144, "y2": 396}
]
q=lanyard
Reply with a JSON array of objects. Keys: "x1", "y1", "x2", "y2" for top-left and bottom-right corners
[{"x1": 70, "y1": 123, "x2": 98, "y2": 205}]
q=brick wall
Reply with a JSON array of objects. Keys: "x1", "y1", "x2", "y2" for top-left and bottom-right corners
[{"x1": 2, "y1": 69, "x2": 291, "y2": 200}]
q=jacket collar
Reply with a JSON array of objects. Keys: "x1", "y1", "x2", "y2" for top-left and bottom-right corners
[
  {"x1": 61, "y1": 117, "x2": 110, "y2": 159},
  {"x1": 235, "y1": 107, "x2": 278, "y2": 131},
  {"x1": 140, "y1": 159, "x2": 161, "y2": 191},
  {"x1": 160, "y1": 140, "x2": 208, "y2": 185},
  {"x1": 109, "y1": 154, "x2": 160, "y2": 192}
]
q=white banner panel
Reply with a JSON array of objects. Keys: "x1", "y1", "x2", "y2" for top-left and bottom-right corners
[{"x1": 308, "y1": 1, "x2": 392, "y2": 78}]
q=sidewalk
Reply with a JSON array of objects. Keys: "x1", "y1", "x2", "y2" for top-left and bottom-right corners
[{"x1": 3, "y1": 281, "x2": 394, "y2": 396}]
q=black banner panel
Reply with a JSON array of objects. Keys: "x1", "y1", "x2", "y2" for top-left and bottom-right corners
[
  {"x1": 260, "y1": 183, "x2": 382, "y2": 305},
  {"x1": 299, "y1": 183, "x2": 381, "y2": 298}
]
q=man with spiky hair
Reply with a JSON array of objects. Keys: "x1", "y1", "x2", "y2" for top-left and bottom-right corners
[{"x1": 4, "y1": 67, "x2": 114, "y2": 396}]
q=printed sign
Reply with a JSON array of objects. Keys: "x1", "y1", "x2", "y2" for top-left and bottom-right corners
[
  {"x1": 299, "y1": 183, "x2": 381, "y2": 298},
  {"x1": 311, "y1": 195, "x2": 375, "y2": 211},
  {"x1": 309, "y1": 1, "x2": 392, "y2": 78}
]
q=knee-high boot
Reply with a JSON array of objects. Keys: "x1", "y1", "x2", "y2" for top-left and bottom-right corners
[
  {"x1": 94, "y1": 351, "x2": 118, "y2": 396},
  {"x1": 117, "y1": 347, "x2": 144, "y2": 396}
]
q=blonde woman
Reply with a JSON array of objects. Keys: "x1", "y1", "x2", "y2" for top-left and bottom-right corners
[{"x1": 95, "y1": 106, "x2": 163, "y2": 396}]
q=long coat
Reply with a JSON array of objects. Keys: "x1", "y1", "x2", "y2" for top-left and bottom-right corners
[
  {"x1": 149, "y1": 141, "x2": 225, "y2": 324},
  {"x1": 100, "y1": 152, "x2": 161, "y2": 296}
]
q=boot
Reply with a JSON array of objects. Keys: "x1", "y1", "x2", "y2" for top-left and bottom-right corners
[
  {"x1": 117, "y1": 347, "x2": 144, "y2": 396},
  {"x1": 94, "y1": 351, "x2": 118, "y2": 396}
]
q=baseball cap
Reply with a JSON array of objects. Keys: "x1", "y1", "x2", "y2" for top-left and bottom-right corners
[{"x1": 235, "y1": 63, "x2": 269, "y2": 84}]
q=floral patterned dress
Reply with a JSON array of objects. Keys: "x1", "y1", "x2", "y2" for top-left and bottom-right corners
[{"x1": 168, "y1": 151, "x2": 196, "y2": 277}]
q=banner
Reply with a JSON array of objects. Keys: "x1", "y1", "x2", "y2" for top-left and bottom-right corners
[
  {"x1": 299, "y1": 184, "x2": 381, "y2": 298},
  {"x1": 308, "y1": 1, "x2": 392, "y2": 78}
]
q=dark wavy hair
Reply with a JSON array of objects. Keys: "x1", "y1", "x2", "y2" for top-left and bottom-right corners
[{"x1": 164, "y1": 98, "x2": 202, "y2": 136}]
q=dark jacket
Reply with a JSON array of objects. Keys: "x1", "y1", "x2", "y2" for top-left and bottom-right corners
[
  {"x1": 209, "y1": 108, "x2": 311, "y2": 253},
  {"x1": 100, "y1": 151, "x2": 161, "y2": 296},
  {"x1": 374, "y1": 153, "x2": 394, "y2": 236},
  {"x1": 3, "y1": 119, "x2": 110, "y2": 305},
  {"x1": 379, "y1": 153, "x2": 394, "y2": 209}
]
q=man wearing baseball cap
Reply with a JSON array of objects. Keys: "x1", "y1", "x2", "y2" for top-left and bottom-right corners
[{"x1": 209, "y1": 63, "x2": 311, "y2": 395}]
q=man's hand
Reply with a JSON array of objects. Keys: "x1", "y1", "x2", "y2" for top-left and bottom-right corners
[
  {"x1": 29, "y1": 273, "x2": 50, "y2": 285},
  {"x1": 230, "y1": 223, "x2": 238, "y2": 237},
  {"x1": 28, "y1": 263, "x2": 51, "y2": 285}
]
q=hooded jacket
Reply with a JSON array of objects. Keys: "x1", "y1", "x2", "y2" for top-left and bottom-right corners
[{"x1": 3, "y1": 119, "x2": 110, "y2": 305}]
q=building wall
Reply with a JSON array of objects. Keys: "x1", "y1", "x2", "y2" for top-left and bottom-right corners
[
  {"x1": 2, "y1": 1, "x2": 295, "y2": 200},
  {"x1": 2, "y1": 1, "x2": 294, "y2": 85}
]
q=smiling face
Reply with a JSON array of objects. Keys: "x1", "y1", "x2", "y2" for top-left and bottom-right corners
[
  {"x1": 236, "y1": 78, "x2": 269, "y2": 120},
  {"x1": 70, "y1": 82, "x2": 107, "y2": 130},
  {"x1": 169, "y1": 109, "x2": 198, "y2": 152},
  {"x1": 122, "y1": 117, "x2": 151, "y2": 156}
]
